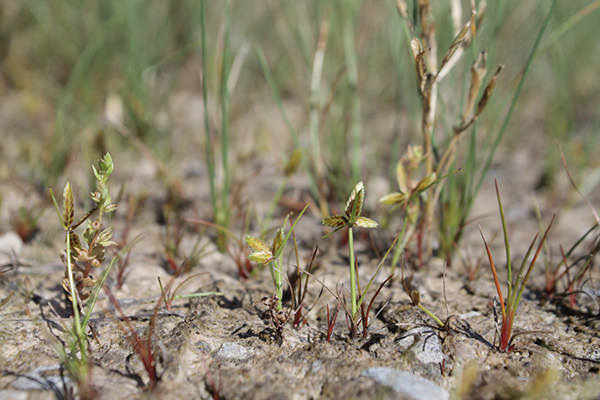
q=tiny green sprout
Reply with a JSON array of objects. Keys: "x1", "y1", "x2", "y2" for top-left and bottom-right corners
[
  {"x1": 322, "y1": 181, "x2": 378, "y2": 320},
  {"x1": 247, "y1": 204, "x2": 308, "y2": 311}
]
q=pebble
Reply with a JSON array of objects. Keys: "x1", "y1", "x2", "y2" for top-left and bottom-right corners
[
  {"x1": 216, "y1": 342, "x2": 251, "y2": 360},
  {"x1": 397, "y1": 327, "x2": 444, "y2": 364},
  {"x1": 362, "y1": 367, "x2": 449, "y2": 400}
]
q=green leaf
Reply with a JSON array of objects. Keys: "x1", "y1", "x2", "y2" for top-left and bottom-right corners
[
  {"x1": 98, "y1": 153, "x2": 114, "y2": 177},
  {"x1": 345, "y1": 181, "x2": 365, "y2": 222},
  {"x1": 248, "y1": 250, "x2": 273, "y2": 264},
  {"x1": 322, "y1": 216, "x2": 347, "y2": 228},
  {"x1": 396, "y1": 162, "x2": 408, "y2": 194},
  {"x1": 379, "y1": 192, "x2": 406, "y2": 205},
  {"x1": 355, "y1": 216, "x2": 379, "y2": 229},
  {"x1": 414, "y1": 173, "x2": 437, "y2": 193},
  {"x1": 246, "y1": 236, "x2": 270, "y2": 253},
  {"x1": 272, "y1": 227, "x2": 285, "y2": 255}
]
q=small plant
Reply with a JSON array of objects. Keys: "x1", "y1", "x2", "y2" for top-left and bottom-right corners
[
  {"x1": 400, "y1": 266, "x2": 444, "y2": 328},
  {"x1": 542, "y1": 225, "x2": 599, "y2": 307},
  {"x1": 104, "y1": 287, "x2": 161, "y2": 389},
  {"x1": 49, "y1": 153, "x2": 120, "y2": 398},
  {"x1": 479, "y1": 180, "x2": 555, "y2": 352},
  {"x1": 246, "y1": 204, "x2": 308, "y2": 311},
  {"x1": 157, "y1": 274, "x2": 223, "y2": 312},
  {"x1": 322, "y1": 181, "x2": 378, "y2": 326},
  {"x1": 288, "y1": 244, "x2": 320, "y2": 329},
  {"x1": 380, "y1": 145, "x2": 437, "y2": 270},
  {"x1": 325, "y1": 303, "x2": 339, "y2": 343}
]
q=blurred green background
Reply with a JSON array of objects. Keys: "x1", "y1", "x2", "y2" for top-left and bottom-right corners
[{"x1": 0, "y1": 0, "x2": 598, "y2": 200}]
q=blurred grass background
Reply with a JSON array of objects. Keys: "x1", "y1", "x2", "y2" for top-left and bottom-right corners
[{"x1": 0, "y1": 0, "x2": 598, "y2": 202}]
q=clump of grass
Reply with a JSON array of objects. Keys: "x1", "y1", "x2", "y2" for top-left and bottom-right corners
[
  {"x1": 479, "y1": 180, "x2": 555, "y2": 352},
  {"x1": 322, "y1": 181, "x2": 378, "y2": 331},
  {"x1": 246, "y1": 204, "x2": 308, "y2": 311},
  {"x1": 200, "y1": 0, "x2": 243, "y2": 251}
]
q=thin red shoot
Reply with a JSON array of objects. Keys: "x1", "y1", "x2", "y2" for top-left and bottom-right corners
[
  {"x1": 326, "y1": 304, "x2": 339, "y2": 343},
  {"x1": 479, "y1": 227, "x2": 505, "y2": 319},
  {"x1": 105, "y1": 287, "x2": 159, "y2": 388}
]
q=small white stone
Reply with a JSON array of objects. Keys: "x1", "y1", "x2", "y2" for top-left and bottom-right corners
[
  {"x1": 363, "y1": 367, "x2": 449, "y2": 400},
  {"x1": 216, "y1": 342, "x2": 251, "y2": 360}
]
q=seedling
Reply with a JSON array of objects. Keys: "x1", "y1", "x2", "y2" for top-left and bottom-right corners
[
  {"x1": 288, "y1": 244, "x2": 320, "y2": 329},
  {"x1": 49, "y1": 153, "x2": 122, "y2": 396},
  {"x1": 104, "y1": 287, "x2": 160, "y2": 389},
  {"x1": 157, "y1": 274, "x2": 223, "y2": 312},
  {"x1": 246, "y1": 204, "x2": 308, "y2": 310},
  {"x1": 357, "y1": 270, "x2": 394, "y2": 338},
  {"x1": 479, "y1": 181, "x2": 555, "y2": 352},
  {"x1": 323, "y1": 181, "x2": 378, "y2": 322},
  {"x1": 401, "y1": 268, "x2": 444, "y2": 328},
  {"x1": 325, "y1": 303, "x2": 339, "y2": 343}
]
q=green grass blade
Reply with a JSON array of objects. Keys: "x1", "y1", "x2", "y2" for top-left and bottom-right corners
[
  {"x1": 219, "y1": 0, "x2": 232, "y2": 227},
  {"x1": 495, "y1": 181, "x2": 513, "y2": 301},
  {"x1": 200, "y1": 0, "x2": 218, "y2": 221},
  {"x1": 474, "y1": 0, "x2": 558, "y2": 196}
]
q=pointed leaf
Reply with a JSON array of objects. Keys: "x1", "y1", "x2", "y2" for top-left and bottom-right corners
[
  {"x1": 345, "y1": 181, "x2": 364, "y2": 222},
  {"x1": 246, "y1": 236, "x2": 270, "y2": 253},
  {"x1": 272, "y1": 227, "x2": 285, "y2": 254},
  {"x1": 379, "y1": 192, "x2": 406, "y2": 206},
  {"x1": 414, "y1": 173, "x2": 437, "y2": 193},
  {"x1": 355, "y1": 217, "x2": 379, "y2": 229},
  {"x1": 98, "y1": 153, "x2": 114, "y2": 177},
  {"x1": 248, "y1": 250, "x2": 273, "y2": 265},
  {"x1": 322, "y1": 216, "x2": 346, "y2": 229},
  {"x1": 396, "y1": 162, "x2": 408, "y2": 194}
]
